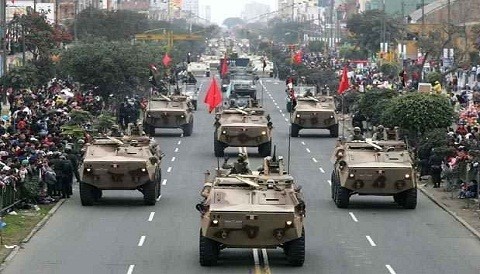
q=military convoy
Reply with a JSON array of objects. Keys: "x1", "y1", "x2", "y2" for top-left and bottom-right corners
[
  {"x1": 290, "y1": 95, "x2": 339, "y2": 137},
  {"x1": 79, "y1": 136, "x2": 163, "y2": 206},
  {"x1": 196, "y1": 155, "x2": 306, "y2": 266},
  {"x1": 331, "y1": 135, "x2": 417, "y2": 209},
  {"x1": 184, "y1": 83, "x2": 199, "y2": 110},
  {"x1": 213, "y1": 107, "x2": 273, "y2": 157},
  {"x1": 143, "y1": 95, "x2": 194, "y2": 136}
]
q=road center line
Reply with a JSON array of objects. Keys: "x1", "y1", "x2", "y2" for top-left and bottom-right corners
[
  {"x1": 306, "y1": 148, "x2": 311, "y2": 153},
  {"x1": 319, "y1": 167, "x2": 325, "y2": 173},
  {"x1": 279, "y1": 109, "x2": 283, "y2": 113},
  {"x1": 174, "y1": 147, "x2": 179, "y2": 152},
  {"x1": 148, "y1": 212, "x2": 155, "y2": 222},
  {"x1": 301, "y1": 141, "x2": 306, "y2": 145},
  {"x1": 284, "y1": 118, "x2": 289, "y2": 122},
  {"x1": 386, "y1": 265, "x2": 397, "y2": 274},
  {"x1": 252, "y1": 248, "x2": 261, "y2": 272},
  {"x1": 282, "y1": 113, "x2": 285, "y2": 117},
  {"x1": 127, "y1": 264, "x2": 135, "y2": 274},
  {"x1": 177, "y1": 140, "x2": 181, "y2": 145},
  {"x1": 138, "y1": 236, "x2": 146, "y2": 247},
  {"x1": 366, "y1": 235, "x2": 376, "y2": 247},
  {"x1": 312, "y1": 157, "x2": 317, "y2": 163},
  {"x1": 171, "y1": 157, "x2": 176, "y2": 162},
  {"x1": 261, "y1": 248, "x2": 271, "y2": 273},
  {"x1": 167, "y1": 167, "x2": 172, "y2": 173},
  {"x1": 327, "y1": 180, "x2": 332, "y2": 186},
  {"x1": 162, "y1": 179, "x2": 167, "y2": 185},
  {"x1": 349, "y1": 212, "x2": 358, "y2": 222}
]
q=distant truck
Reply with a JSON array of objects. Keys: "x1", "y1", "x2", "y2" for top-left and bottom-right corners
[
  {"x1": 290, "y1": 96, "x2": 338, "y2": 137},
  {"x1": 143, "y1": 95, "x2": 194, "y2": 136}
]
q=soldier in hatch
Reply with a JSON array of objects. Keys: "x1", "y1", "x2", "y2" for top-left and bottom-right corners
[
  {"x1": 372, "y1": 125, "x2": 388, "y2": 141},
  {"x1": 108, "y1": 125, "x2": 124, "y2": 138},
  {"x1": 230, "y1": 153, "x2": 252, "y2": 175},
  {"x1": 349, "y1": 127, "x2": 365, "y2": 141}
]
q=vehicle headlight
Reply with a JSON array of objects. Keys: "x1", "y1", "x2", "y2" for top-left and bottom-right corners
[
  {"x1": 330, "y1": 115, "x2": 334, "y2": 119},
  {"x1": 180, "y1": 115, "x2": 185, "y2": 118},
  {"x1": 286, "y1": 220, "x2": 293, "y2": 226},
  {"x1": 405, "y1": 173, "x2": 410, "y2": 179},
  {"x1": 296, "y1": 114, "x2": 300, "y2": 118},
  {"x1": 222, "y1": 130, "x2": 227, "y2": 134},
  {"x1": 147, "y1": 114, "x2": 152, "y2": 118},
  {"x1": 141, "y1": 168, "x2": 146, "y2": 172},
  {"x1": 349, "y1": 173, "x2": 355, "y2": 178},
  {"x1": 86, "y1": 168, "x2": 92, "y2": 172},
  {"x1": 261, "y1": 131, "x2": 267, "y2": 135}
]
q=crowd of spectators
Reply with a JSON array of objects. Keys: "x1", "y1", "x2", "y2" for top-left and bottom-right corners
[{"x1": 0, "y1": 79, "x2": 103, "y2": 207}]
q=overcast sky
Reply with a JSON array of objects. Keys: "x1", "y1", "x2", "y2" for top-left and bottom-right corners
[{"x1": 198, "y1": 0, "x2": 277, "y2": 25}]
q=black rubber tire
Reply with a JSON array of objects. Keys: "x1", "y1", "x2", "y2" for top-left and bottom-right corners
[
  {"x1": 193, "y1": 101, "x2": 197, "y2": 111},
  {"x1": 214, "y1": 139, "x2": 225, "y2": 157},
  {"x1": 143, "y1": 181, "x2": 157, "y2": 206},
  {"x1": 286, "y1": 102, "x2": 292, "y2": 113},
  {"x1": 402, "y1": 188, "x2": 417, "y2": 209},
  {"x1": 331, "y1": 171, "x2": 337, "y2": 200},
  {"x1": 330, "y1": 124, "x2": 339, "y2": 138},
  {"x1": 145, "y1": 124, "x2": 155, "y2": 136},
  {"x1": 335, "y1": 186, "x2": 350, "y2": 208},
  {"x1": 258, "y1": 141, "x2": 272, "y2": 157},
  {"x1": 199, "y1": 229, "x2": 219, "y2": 266},
  {"x1": 93, "y1": 189, "x2": 102, "y2": 201},
  {"x1": 290, "y1": 124, "x2": 300, "y2": 137},
  {"x1": 285, "y1": 227, "x2": 305, "y2": 266},
  {"x1": 80, "y1": 182, "x2": 95, "y2": 206},
  {"x1": 393, "y1": 193, "x2": 406, "y2": 206}
]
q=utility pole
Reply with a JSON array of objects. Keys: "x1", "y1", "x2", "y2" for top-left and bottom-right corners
[
  {"x1": 0, "y1": 0, "x2": 6, "y2": 78},
  {"x1": 421, "y1": 0, "x2": 425, "y2": 29},
  {"x1": 329, "y1": 0, "x2": 333, "y2": 49}
]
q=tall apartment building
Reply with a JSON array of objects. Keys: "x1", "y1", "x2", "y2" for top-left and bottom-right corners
[{"x1": 241, "y1": 1, "x2": 270, "y2": 22}]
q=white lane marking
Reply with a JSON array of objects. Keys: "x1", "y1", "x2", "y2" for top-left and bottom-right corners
[
  {"x1": 272, "y1": 99, "x2": 276, "y2": 103},
  {"x1": 327, "y1": 180, "x2": 332, "y2": 186},
  {"x1": 319, "y1": 167, "x2": 325, "y2": 173},
  {"x1": 386, "y1": 265, "x2": 397, "y2": 274},
  {"x1": 174, "y1": 147, "x2": 179, "y2": 152},
  {"x1": 171, "y1": 157, "x2": 176, "y2": 162},
  {"x1": 177, "y1": 140, "x2": 182, "y2": 145},
  {"x1": 366, "y1": 236, "x2": 376, "y2": 247},
  {"x1": 349, "y1": 212, "x2": 358, "y2": 222},
  {"x1": 167, "y1": 167, "x2": 172, "y2": 173},
  {"x1": 306, "y1": 148, "x2": 311, "y2": 153},
  {"x1": 282, "y1": 113, "x2": 285, "y2": 117},
  {"x1": 276, "y1": 106, "x2": 280, "y2": 109},
  {"x1": 156, "y1": 195, "x2": 162, "y2": 201},
  {"x1": 261, "y1": 248, "x2": 271, "y2": 270},
  {"x1": 148, "y1": 212, "x2": 155, "y2": 222},
  {"x1": 274, "y1": 102, "x2": 278, "y2": 106},
  {"x1": 127, "y1": 265, "x2": 135, "y2": 274},
  {"x1": 180, "y1": 133, "x2": 184, "y2": 138},
  {"x1": 279, "y1": 109, "x2": 283, "y2": 113},
  {"x1": 252, "y1": 248, "x2": 260, "y2": 266},
  {"x1": 285, "y1": 118, "x2": 289, "y2": 122},
  {"x1": 312, "y1": 157, "x2": 317, "y2": 163},
  {"x1": 162, "y1": 179, "x2": 167, "y2": 185},
  {"x1": 138, "y1": 236, "x2": 146, "y2": 247},
  {"x1": 301, "y1": 141, "x2": 306, "y2": 145}
]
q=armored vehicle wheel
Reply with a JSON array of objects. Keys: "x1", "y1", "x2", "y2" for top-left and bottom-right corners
[
  {"x1": 286, "y1": 102, "x2": 292, "y2": 113},
  {"x1": 258, "y1": 141, "x2": 272, "y2": 157},
  {"x1": 193, "y1": 101, "x2": 198, "y2": 111},
  {"x1": 290, "y1": 124, "x2": 300, "y2": 137},
  {"x1": 183, "y1": 119, "x2": 194, "y2": 137},
  {"x1": 284, "y1": 227, "x2": 305, "y2": 266},
  {"x1": 331, "y1": 171, "x2": 338, "y2": 200},
  {"x1": 402, "y1": 188, "x2": 417, "y2": 209},
  {"x1": 330, "y1": 124, "x2": 339, "y2": 138},
  {"x1": 143, "y1": 181, "x2": 157, "y2": 206},
  {"x1": 335, "y1": 186, "x2": 350, "y2": 208},
  {"x1": 144, "y1": 124, "x2": 155, "y2": 136},
  {"x1": 393, "y1": 193, "x2": 406, "y2": 206},
  {"x1": 80, "y1": 182, "x2": 95, "y2": 206},
  {"x1": 214, "y1": 139, "x2": 225, "y2": 157},
  {"x1": 93, "y1": 189, "x2": 102, "y2": 201},
  {"x1": 199, "y1": 229, "x2": 219, "y2": 266}
]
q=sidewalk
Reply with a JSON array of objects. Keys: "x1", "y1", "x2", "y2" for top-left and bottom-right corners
[{"x1": 419, "y1": 179, "x2": 480, "y2": 239}]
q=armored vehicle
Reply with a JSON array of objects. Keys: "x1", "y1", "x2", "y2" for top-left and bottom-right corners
[
  {"x1": 79, "y1": 137, "x2": 163, "y2": 206},
  {"x1": 228, "y1": 80, "x2": 257, "y2": 101},
  {"x1": 143, "y1": 95, "x2": 194, "y2": 136},
  {"x1": 331, "y1": 137, "x2": 417, "y2": 209},
  {"x1": 286, "y1": 85, "x2": 316, "y2": 113},
  {"x1": 214, "y1": 107, "x2": 272, "y2": 157},
  {"x1": 184, "y1": 84, "x2": 199, "y2": 110},
  {"x1": 196, "y1": 155, "x2": 306, "y2": 266},
  {"x1": 290, "y1": 96, "x2": 338, "y2": 137}
]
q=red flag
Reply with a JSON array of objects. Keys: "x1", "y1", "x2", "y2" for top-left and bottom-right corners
[
  {"x1": 220, "y1": 56, "x2": 228, "y2": 77},
  {"x1": 293, "y1": 50, "x2": 302, "y2": 64},
  {"x1": 338, "y1": 66, "x2": 350, "y2": 94},
  {"x1": 162, "y1": 53, "x2": 172, "y2": 67},
  {"x1": 204, "y1": 77, "x2": 223, "y2": 113}
]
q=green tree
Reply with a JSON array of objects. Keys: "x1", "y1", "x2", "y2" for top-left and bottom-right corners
[
  {"x1": 379, "y1": 62, "x2": 400, "y2": 78},
  {"x1": 346, "y1": 10, "x2": 401, "y2": 54},
  {"x1": 1, "y1": 64, "x2": 40, "y2": 90},
  {"x1": 58, "y1": 39, "x2": 163, "y2": 98},
  {"x1": 381, "y1": 93, "x2": 454, "y2": 135},
  {"x1": 356, "y1": 89, "x2": 397, "y2": 125},
  {"x1": 222, "y1": 17, "x2": 245, "y2": 29}
]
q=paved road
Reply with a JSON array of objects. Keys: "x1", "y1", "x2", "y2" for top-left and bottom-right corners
[{"x1": 3, "y1": 77, "x2": 480, "y2": 274}]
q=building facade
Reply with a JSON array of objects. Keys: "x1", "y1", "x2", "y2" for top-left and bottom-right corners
[{"x1": 241, "y1": 1, "x2": 270, "y2": 22}]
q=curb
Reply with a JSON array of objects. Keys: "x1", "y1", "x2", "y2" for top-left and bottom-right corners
[
  {"x1": 0, "y1": 199, "x2": 66, "y2": 271},
  {"x1": 418, "y1": 186, "x2": 480, "y2": 240}
]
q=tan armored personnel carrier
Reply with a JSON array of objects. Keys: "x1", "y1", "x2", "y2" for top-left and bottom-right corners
[
  {"x1": 286, "y1": 85, "x2": 316, "y2": 113},
  {"x1": 290, "y1": 96, "x2": 338, "y2": 137},
  {"x1": 79, "y1": 136, "x2": 162, "y2": 206},
  {"x1": 196, "y1": 155, "x2": 306, "y2": 266},
  {"x1": 214, "y1": 107, "x2": 273, "y2": 157},
  {"x1": 143, "y1": 95, "x2": 194, "y2": 136},
  {"x1": 331, "y1": 135, "x2": 417, "y2": 209}
]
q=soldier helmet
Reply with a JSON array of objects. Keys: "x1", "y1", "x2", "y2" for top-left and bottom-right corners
[
  {"x1": 111, "y1": 124, "x2": 119, "y2": 130},
  {"x1": 77, "y1": 139, "x2": 85, "y2": 144},
  {"x1": 377, "y1": 125, "x2": 384, "y2": 131},
  {"x1": 238, "y1": 153, "x2": 247, "y2": 162},
  {"x1": 353, "y1": 127, "x2": 361, "y2": 132}
]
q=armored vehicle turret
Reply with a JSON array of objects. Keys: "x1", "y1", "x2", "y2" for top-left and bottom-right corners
[
  {"x1": 196, "y1": 155, "x2": 306, "y2": 266},
  {"x1": 79, "y1": 137, "x2": 163, "y2": 206},
  {"x1": 290, "y1": 95, "x2": 338, "y2": 137},
  {"x1": 214, "y1": 107, "x2": 272, "y2": 157},
  {"x1": 331, "y1": 135, "x2": 417, "y2": 209},
  {"x1": 143, "y1": 95, "x2": 194, "y2": 136}
]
